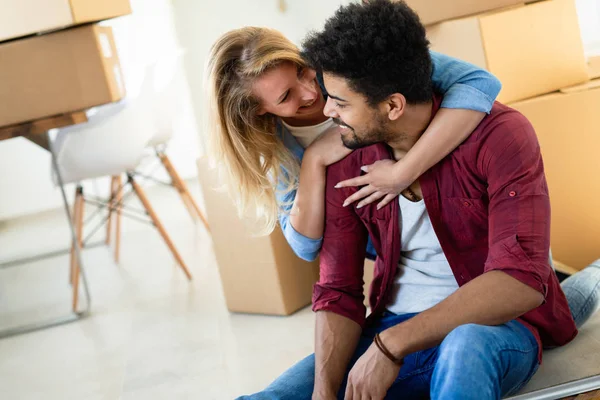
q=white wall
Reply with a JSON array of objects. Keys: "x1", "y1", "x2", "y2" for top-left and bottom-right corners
[{"x1": 576, "y1": 0, "x2": 600, "y2": 56}]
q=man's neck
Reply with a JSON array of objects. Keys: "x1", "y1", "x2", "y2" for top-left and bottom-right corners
[{"x1": 387, "y1": 100, "x2": 433, "y2": 161}]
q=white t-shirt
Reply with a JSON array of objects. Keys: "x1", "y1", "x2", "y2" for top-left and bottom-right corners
[
  {"x1": 281, "y1": 118, "x2": 336, "y2": 148},
  {"x1": 386, "y1": 195, "x2": 459, "y2": 315}
]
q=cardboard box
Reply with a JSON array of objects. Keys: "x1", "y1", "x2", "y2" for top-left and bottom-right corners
[
  {"x1": 197, "y1": 158, "x2": 320, "y2": 315},
  {"x1": 510, "y1": 80, "x2": 600, "y2": 270},
  {"x1": 0, "y1": 0, "x2": 131, "y2": 43},
  {"x1": 427, "y1": 0, "x2": 588, "y2": 104},
  {"x1": 402, "y1": 0, "x2": 524, "y2": 26},
  {"x1": 0, "y1": 24, "x2": 125, "y2": 128}
]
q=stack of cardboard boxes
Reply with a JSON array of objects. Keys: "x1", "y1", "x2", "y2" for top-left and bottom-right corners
[
  {"x1": 0, "y1": 0, "x2": 132, "y2": 129},
  {"x1": 405, "y1": 0, "x2": 598, "y2": 270}
]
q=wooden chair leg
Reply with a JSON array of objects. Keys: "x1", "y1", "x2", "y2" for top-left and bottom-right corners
[
  {"x1": 72, "y1": 186, "x2": 84, "y2": 312},
  {"x1": 158, "y1": 152, "x2": 211, "y2": 233},
  {"x1": 158, "y1": 152, "x2": 197, "y2": 222},
  {"x1": 128, "y1": 174, "x2": 192, "y2": 280},
  {"x1": 114, "y1": 174, "x2": 122, "y2": 264},
  {"x1": 106, "y1": 176, "x2": 118, "y2": 245},
  {"x1": 69, "y1": 186, "x2": 81, "y2": 285}
]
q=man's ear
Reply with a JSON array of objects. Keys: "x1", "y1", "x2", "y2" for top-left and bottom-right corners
[{"x1": 386, "y1": 93, "x2": 406, "y2": 121}]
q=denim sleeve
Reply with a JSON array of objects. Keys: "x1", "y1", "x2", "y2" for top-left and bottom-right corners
[
  {"x1": 430, "y1": 50, "x2": 502, "y2": 114},
  {"x1": 274, "y1": 124, "x2": 323, "y2": 262},
  {"x1": 276, "y1": 174, "x2": 323, "y2": 262}
]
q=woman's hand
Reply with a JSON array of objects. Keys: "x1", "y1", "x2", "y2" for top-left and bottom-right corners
[
  {"x1": 304, "y1": 126, "x2": 352, "y2": 167},
  {"x1": 335, "y1": 159, "x2": 414, "y2": 209}
]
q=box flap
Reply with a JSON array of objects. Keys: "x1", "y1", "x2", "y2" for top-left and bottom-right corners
[
  {"x1": 560, "y1": 78, "x2": 600, "y2": 94},
  {"x1": 0, "y1": 0, "x2": 73, "y2": 42},
  {"x1": 480, "y1": 0, "x2": 587, "y2": 103},
  {"x1": 69, "y1": 0, "x2": 132, "y2": 23},
  {"x1": 402, "y1": 0, "x2": 524, "y2": 26}
]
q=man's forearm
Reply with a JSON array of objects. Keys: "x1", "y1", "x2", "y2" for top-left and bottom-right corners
[
  {"x1": 313, "y1": 311, "x2": 362, "y2": 399},
  {"x1": 381, "y1": 271, "x2": 544, "y2": 359}
]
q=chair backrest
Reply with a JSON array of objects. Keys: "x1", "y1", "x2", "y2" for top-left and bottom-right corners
[{"x1": 52, "y1": 64, "x2": 158, "y2": 184}]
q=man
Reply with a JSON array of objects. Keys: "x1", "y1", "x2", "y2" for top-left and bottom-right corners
[{"x1": 239, "y1": 1, "x2": 577, "y2": 399}]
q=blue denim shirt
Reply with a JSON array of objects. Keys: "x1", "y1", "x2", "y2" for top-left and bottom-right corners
[{"x1": 277, "y1": 51, "x2": 501, "y2": 261}]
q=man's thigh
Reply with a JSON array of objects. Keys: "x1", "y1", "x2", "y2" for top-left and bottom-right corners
[{"x1": 428, "y1": 320, "x2": 540, "y2": 400}]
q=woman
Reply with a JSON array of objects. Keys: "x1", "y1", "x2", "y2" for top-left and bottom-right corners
[{"x1": 205, "y1": 27, "x2": 599, "y2": 328}]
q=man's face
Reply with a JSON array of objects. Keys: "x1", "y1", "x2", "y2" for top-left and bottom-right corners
[{"x1": 322, "y1": 73, "x2": 391, "y2": 150}]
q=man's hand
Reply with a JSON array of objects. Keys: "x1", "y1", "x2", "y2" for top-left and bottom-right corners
[{"x1": 344, "y1": 342, "x2": 402, "y2": 400}]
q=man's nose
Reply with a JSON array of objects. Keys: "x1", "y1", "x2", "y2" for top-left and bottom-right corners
[{"x1": 323, "y1": 97, "x2": 338, "y2": 118}]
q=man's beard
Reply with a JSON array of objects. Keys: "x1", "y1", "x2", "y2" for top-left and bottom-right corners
[{"x1": 333, "y1": 117, "x2": 389, "y2": 150}]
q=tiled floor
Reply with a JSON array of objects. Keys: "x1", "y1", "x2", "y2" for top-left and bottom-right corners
[{"x1": 0, "y1": 181, "x2": 312, "y2": 399}]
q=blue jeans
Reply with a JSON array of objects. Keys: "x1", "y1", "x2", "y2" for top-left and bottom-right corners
[
  {"x1": 561, "y1": 260, "x2": 600, "y2": 329},
  {"x1": 238, "y1": 313, "x2": 540, "y2": 400}
]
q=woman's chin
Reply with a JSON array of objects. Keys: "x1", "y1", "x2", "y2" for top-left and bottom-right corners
[{"x1": 297, "y1": 98, "x2": 325, "y2": 116}]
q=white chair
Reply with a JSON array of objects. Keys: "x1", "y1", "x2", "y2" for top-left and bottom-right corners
[
  {"x1": 103, "y1": 53, "x2": 210, "y2": 262},
  {"x1": 53, "y1": 65, "x2": 192, "y2": 312}
]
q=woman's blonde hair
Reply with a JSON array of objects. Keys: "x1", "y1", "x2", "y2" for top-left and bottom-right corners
[{"x1": 204, "y1": 27, "x2": 306, "y2": 235}]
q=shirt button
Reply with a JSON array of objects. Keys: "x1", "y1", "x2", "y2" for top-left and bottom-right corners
[
  {"x1": 463, "y1": 201, "x2": 470, "y2": 207},
  {"x1": 509, "y1": 191, "x2": 517, "y2": 197}
]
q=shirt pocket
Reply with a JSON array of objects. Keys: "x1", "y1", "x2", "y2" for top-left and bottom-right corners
[
  {"x1": 355, "y1": 201, "x2": 392, "y2": 222},
  {"x1": 443, "y1": 197, "x2": 489, "y2": 245}
]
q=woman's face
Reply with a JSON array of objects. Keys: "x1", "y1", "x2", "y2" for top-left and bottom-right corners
[{"x1": 252, "y1": 62, "x2": 326, "y2": 121}]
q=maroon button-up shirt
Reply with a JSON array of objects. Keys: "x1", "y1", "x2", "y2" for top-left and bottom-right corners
[{"x1": 313, "y1": 96, "x2": 577, "y2": 361}]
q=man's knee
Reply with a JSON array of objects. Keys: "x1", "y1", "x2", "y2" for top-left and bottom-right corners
[
  {"x1": 431, "y1": 324, "x2": 505, "y2": 399},
  {"x1": 439, "y1": 323, "x2": 493, "y2": 362}
]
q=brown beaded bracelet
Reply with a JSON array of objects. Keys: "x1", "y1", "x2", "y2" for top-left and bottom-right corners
[{"x1": 374, "y1": 333, "x2": 404, "y2": 366}]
